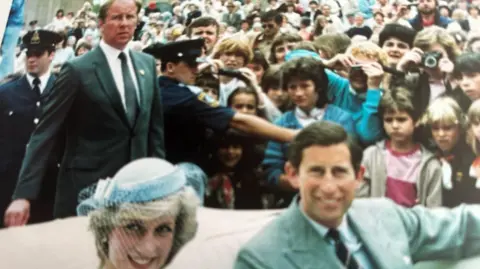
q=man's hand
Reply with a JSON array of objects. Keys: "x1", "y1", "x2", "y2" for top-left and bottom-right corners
[
  {"x1": 4, "y1": 199, "x2": 30, "y2": 227},
  {"x1": 362, "y1": 62, "x2": 385, "y2": 89}
]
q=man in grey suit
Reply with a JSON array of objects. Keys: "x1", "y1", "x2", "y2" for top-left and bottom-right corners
[
  {"x1": 4, "y1": 0, "x2": 164, "y2": 226},
  {"x1": 235, "y1": 121, "x2": 480, "y2": 269},
  {"x1": 222, "y1": 1, "x2": 242, "y2": 30}
]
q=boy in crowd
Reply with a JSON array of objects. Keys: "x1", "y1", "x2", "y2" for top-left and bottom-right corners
[
  {"x1": 359, "y1": 89, "x2": 443, "y2": 208},
  {"x1": 455, "y1": 52, "x2": 480, "y2": 108},
  {"x1": 260, "y1": 65, "x2": 291, "y2": 113},
  {"x1": 196, "y1": 69, "x2": 220, "y2": 101}
]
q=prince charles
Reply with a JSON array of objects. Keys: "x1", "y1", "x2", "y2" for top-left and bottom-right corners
[{"x1": 235, "y1": 122, "x2": 480, "y2": 269}]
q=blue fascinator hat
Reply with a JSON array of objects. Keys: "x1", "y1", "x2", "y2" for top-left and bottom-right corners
[
  {"x1": 284, "y1": 49, "x2": 322, "y2": 62},
  {"x1": 77, "y1": 158, "x2": 187, "y2": 216}
]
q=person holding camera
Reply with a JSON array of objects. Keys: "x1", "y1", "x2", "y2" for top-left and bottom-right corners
[{"x1": 396, "y1": 26, "x2": 463, "y2": 116}]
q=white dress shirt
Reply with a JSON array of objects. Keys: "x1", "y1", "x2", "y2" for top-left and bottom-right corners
[
  {"x1": 26, "y1": 71, "x2": 52, "y2": 94},
  {"x1": 300, "y1": 205, "x2": 373, "y2": 268},
  {"x1": 99, "y1": 40, "x2": 140, "y2": 111}
]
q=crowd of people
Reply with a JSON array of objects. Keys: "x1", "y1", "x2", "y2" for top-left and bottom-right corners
[{"x1": 3, "y1": 0, "x2": 480, "y2": 267}]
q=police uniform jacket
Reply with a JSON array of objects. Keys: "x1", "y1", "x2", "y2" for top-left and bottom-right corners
[
  {"x1": 0, "y1": 75, "x2": 60, "y2": 226},
  {"x1": 160, "y1": 76, "x2": 235, "y2": 168}
]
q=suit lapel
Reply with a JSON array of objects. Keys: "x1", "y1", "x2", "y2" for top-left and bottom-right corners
[
  {"x1": 91, "y1": 47, "x2": 130, "y2": 128},
  {"x1": 348, "y1": 201, "x2": 413, "y2": 269},
  {"x1": 42, "y1": 75, "x2": 56, "y2": 96},
  {"x1": 282, "y1": 199, "x2": 340, "y2": 269},
  {"x1": 129, "y1": 50, "x2": 147, "y2": 130}
]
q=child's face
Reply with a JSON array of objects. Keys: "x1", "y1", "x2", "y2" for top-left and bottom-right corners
[
  {"x1": 459, "y1": 72, "x2": 480, "y2": 101},
  {"x1": 246, "y1": 63, "x2": 265, "y2": 83},
  {"x1": 267, "y1": 87, "x2": 289, "y2": 108},
  {"x1": 219, "y1": 52, "x2": 245, "y2": 70},
  {"x1": 218, "y1": 144, "x2": 243, "y2": 168},
  {"x1": 274, "y1": 42, "x2": 297, "y2": 64},
  {"x1": 231, "y1": 93, "x2": 257, "y2": 115},
  {"x1": 287, "y1": 79, "x2": 318, "y2": 111},
  {"x1": 203, "y1": 87, "x2": 219, "y2": 101},
  {"x1": 383, "y1": 110, "x2": 415, "y2": 144},
  {"x1": 431, "y1": 122, "x2": 460, "y2": 153}
]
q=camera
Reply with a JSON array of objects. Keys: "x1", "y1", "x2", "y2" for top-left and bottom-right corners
[
  {"x1": 422, "y1": 52, "x2": 442, "y2": 69},
  {"x1": 217, "y1": 68, "x2": 246, "y2": 80},
  {"x1": 349, "y1": 65, "x2": 367, "y2": 78}
]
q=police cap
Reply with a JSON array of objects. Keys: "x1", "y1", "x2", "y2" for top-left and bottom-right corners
[
  {"x1": 143, "y1": 38, "x2": 205, "y2": 66},
  {"x1": 22, "y1": 30, "x2": 63, "y2": 52}
]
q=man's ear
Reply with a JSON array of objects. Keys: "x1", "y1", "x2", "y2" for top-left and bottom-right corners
[
  {"x1": 166, "y1": 62, "x2": 176, "y2": 74},
  {"x1": 356, "y1": 165, "x2": 365, "y2": 183},
  {"x1": 284, "y1": 161, "x2": 300, "y2": 189}
]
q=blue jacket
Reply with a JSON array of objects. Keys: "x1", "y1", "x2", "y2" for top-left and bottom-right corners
[
  {"x1": 7, "y1": 0, "x2": 24, "y2": 26},
  {"x1": 408, "y1": 11, "x2": 452, "y2": 32},
  {"x1": 358, "y1": 0, "x2": 375, "y2": 19},
  {"x1": 263, "y1": 105, "x2": 355, "y2": 185},
  {"x1": 325, "y1": 70, "x2": 383, "y2": 145}
]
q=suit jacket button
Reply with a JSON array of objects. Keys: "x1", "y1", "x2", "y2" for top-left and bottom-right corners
[{"x1": 34, "y1": 118, "x2": 39, "y2": 124}]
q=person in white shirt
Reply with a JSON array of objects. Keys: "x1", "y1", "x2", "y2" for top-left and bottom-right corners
[
  {"x1": 321, "y1": 3, "x2": 344, "y2": 32},
  {"x1": 285, "y1": 3, "x2": 302, "y2": 28},
  {"x1": 469, "y1": 5, "x2": 480, "y2": 33}
]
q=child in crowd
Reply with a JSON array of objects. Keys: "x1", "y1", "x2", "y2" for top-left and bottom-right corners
[
  {"x1": 196, "y1": 69, "x2": 220, "y2": 101},
  {"x1": 260, "y1": 65, "x2": 292, "y2": 112},
  {"x1": 247, "y1": 49, "x2": 269, "y2": 84},
  {"x1": 454, "y1": 52, "x2": 480, "y2": 109},
  {"x1": 318, "y1": 41, "x2": 387, "y2": 145},
  {"x1": 421, "y1": 97, "x2": 480, "y2": 207},
  {"x1": 360, "y1": 89, "x2": 442, "y2": 208},
  {"x1": 205, "y1": 129, "x2": 264, "y2": 209},
  {"x1": 262, "y1": 57, "x2": 354, "y2": 195},
  {"x1": 228, "y1": 87, "x2": 265, "y2": 118}
]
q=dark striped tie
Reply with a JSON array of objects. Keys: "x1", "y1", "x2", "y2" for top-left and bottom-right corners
[
  {"x1": 118, "y1": 52, "x2": 139, "y2": 126},
  {"x1": 327, "y1": 229, "x2": 360, "y2": 269}
]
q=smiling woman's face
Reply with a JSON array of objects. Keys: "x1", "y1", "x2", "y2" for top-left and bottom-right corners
[{"x1": 106, "y1": 216, "x2": 175, "y2": 269}]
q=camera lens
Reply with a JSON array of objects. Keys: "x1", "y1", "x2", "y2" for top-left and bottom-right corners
[{"x1": 424, "y1": 56, "x2": 437, "y2": 68}]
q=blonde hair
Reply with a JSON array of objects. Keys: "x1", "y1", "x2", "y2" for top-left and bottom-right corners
[
  {"x1": 346, "y1": 41, "x2": 390, "y2": 89},
  {"x1": 89, "y1": 187, "x2": 199, "y2": 269},
  {"x1": 467, "y1": 100, "x2": 480, "y2": 155},
  {"x1": 313, "y1": 33, "x2": 351, "y2": 60},
  {"x1": 346, "y1": 41, "x2": 388, "y2": 66},
  {"x1": 212, "y1": 36, "x2": 253, "y2": 64},
  {"x1": 413, "y1": 26, "x2": 461, "y2": 62},
  {"x1": 452, "y1": 9, "x2": 468, "y2": 21},
  {"x1": 419, "y1": 97, "x2": 466, "y2": 128}
]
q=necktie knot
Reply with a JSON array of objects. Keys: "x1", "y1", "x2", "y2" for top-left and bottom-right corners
[
  {"x1": 118, "y1": 52, "x2": 127, "y2": 62},
  {"x1": 33, "y1": 77, "x2": 41, "y2": 86},
  {"x1": 327, "y1": 228, "x2": 341, "y2": 241}
]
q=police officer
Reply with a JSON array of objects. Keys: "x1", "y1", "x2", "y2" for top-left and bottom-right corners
[
  {"x1": 143, "y1": 39, "x2": 296, "y2": 169},
  {"x1": 0, "y1": 30, "x2": 63, "y2": 227}
]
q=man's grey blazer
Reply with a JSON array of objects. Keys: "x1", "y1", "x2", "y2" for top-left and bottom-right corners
[{"x1": 234, "y1": 197, "x2": 480, "y2": 269}]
